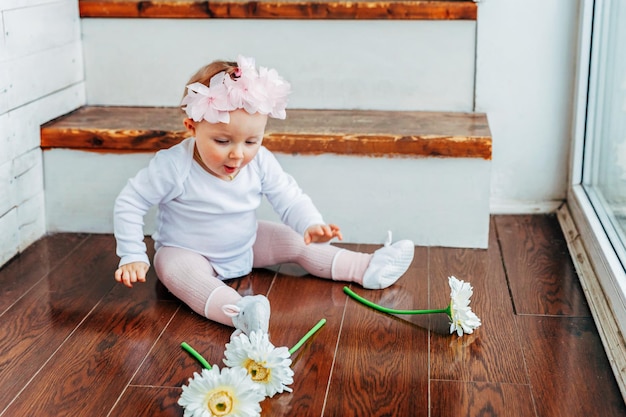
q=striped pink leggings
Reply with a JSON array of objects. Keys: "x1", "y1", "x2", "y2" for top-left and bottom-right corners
[{"x1": 153, "y1": 221, "x2": 371, "y2": 326}]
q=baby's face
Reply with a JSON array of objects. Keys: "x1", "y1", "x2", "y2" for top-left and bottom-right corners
[{"x1": 187, "y1": 109, "x2": 268, "y2": 180}]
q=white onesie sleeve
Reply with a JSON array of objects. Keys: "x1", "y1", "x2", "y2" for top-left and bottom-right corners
[
  {"x1": 255, "y1": 147, "x2": 325, "y2": 235},
  {"x1": 113, "y1": 141, "x2": 190, "y2": 267}
]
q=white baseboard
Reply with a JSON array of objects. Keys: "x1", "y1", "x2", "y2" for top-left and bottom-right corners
[{"x1": 489, "y1": 199, "x2": 564, "y2": 214}]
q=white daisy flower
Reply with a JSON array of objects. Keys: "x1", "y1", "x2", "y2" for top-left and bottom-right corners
[
  {"x1": 224, "y1": 331, "x2": 294, "y2": 398},
  {"x1": 343, "y1": 282, "x2": 482, "y2": 338},
  {"x1": 448, "y1": 276, "x2": 482, "y2": 336},
  {"x1": 178, "y1": 365, "x2": 264, "y2": 417}
]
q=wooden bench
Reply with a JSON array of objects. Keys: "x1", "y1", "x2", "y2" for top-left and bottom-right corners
[
  {"x1": 40, "y1": 106, "x2": 491, "y2": 159},
  {"x1": 78, "y1": 0, "x2": 478, "y2": 20}
]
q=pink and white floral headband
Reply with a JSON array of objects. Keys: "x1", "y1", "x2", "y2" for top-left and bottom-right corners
[{"x1": 181, "y1": 55, "x2": 291, "y2": 124}]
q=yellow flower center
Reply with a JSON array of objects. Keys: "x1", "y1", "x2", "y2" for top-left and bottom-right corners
[
  {"x1": 243, "y1": 358, "x2": 271, "y2": 383},
  {"x1": 206, "y1": 390, "x2": 233, "y2": 416}
]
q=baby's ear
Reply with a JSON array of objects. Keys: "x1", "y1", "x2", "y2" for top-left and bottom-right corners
[
  {"x1": 183, "y1": 118, "x2": 196, "y2": 134},
  {"x1": 222, "y1": 304, "x2": 241, "y2": 318}
]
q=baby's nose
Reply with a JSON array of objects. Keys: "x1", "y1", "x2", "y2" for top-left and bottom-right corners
[{"x1": 229, "y1": 146, "x2": 244, "y2": 159}]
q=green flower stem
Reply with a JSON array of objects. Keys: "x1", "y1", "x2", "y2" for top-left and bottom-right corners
[
  {"x1": 289, "y1": 318, "x2": 327, "y2": 355},
  {"x1": 181, "y1": 342, "x2": 212, "y2": 370},
  {"x1": 343, "y1": 286, "x2": 451, "y2": 316}
]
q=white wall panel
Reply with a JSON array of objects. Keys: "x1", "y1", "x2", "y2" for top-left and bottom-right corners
[
  {"x1": 1, "y1": 0, "x2": 62, "y2": 10},
  {"x1": 12, "y1": 146, "x2": 39, "y2": 177},
  {"x1": 0, "y1": 10, "x2": 5, "y2": 61},
  {"x1": 13, "y1": 148, "x2": 42, "y2": 204},
  {"x1": 0, "y1": 208, "x2": 19, "y2": 266},
  {"x1": 0, "y1": 0, "x2": 84, "y2": 268},
  {"x1": 17, "y1": 191, "x2": 45, "y2": 251},
  {"x1": 0, "y1": 64, "x2": 9, "y2": 115},
  {"x1": 0, "y1": 113, "x2": 16, "y2": 166},
  {"x1": 28, "y1": 82, "x2": 85, "y2": 125},
  {"x1": 0, "y1": 41, "x2": 83, "y2": 114},
  {"x1": 0, "y1": 146, "x2": 41, "y2": 224},
  {"x1": 476, "y1": 0, "x2": 580, "y2": 209},
  {"x1": 1, "y1": 83, "x2": 84, "y2": 162},
  {"x1": 3, "y1": 0, "x2": 80, "y2": 58},
  {"x1": 0, "y1": 160, "x2": 15, "y2": 216}
]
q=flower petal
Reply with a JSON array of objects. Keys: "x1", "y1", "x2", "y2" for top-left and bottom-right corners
[
  {"x1": 448, "y1": 276, "x2": 482, "y2": 336},
  {"x1": 180, "y1": 56, "x2": 291, "y2": 124},
  {"x1": 179, "y1": 366, "x2": 264, "y2": 417},
  {"x1": 224, "y1": 331, "x2": 294, "y2": 398}
]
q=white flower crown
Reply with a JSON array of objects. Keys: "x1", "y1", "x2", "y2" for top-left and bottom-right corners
[{"x1": 181, "y1": 55, "x2": 291, "y2": 124}]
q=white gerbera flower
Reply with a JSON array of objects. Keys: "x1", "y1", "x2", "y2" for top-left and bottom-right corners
[
  {"x1": 178, "y1": 366, "x2": 264, "y2": 417},
  {"x1": 224, "y1": 331, "x2": 294, "y2": 398},
  {"x1": 343, "y1": 283, "x2": 482, "y2": 338},
  {"x1": 448, "y1": 276, "x2": 482, "y2": 336}
]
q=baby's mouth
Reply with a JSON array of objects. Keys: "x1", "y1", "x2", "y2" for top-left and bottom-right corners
[{"x1": 224, "y1": 165, "x2": 238, "y2": 174}]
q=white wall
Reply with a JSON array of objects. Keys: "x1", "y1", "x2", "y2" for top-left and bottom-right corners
[
  {"x1": 81, "y1": 19, "x2": 477, "y2": 112},
  {"x1": 0, "y1": 0, "x2": 85, "y2": 266},
  {"x1": 476, "y1": 0, "x2": 580, "y2": 212}
]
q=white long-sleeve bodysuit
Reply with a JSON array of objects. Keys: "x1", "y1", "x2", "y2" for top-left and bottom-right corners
[{"x1": 114, "y1": 137, "x2": 325, "y2": 279}]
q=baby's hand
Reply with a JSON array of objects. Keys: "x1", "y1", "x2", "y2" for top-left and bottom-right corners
[
  {"x1": 304, "y1": 224, "x2": 343, "y2": 244},
  {"x1": 115, "y1": 261, "x2": 149, "y2": 288}
]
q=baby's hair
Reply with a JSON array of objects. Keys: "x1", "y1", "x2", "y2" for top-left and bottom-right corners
[{"x1": 181, "y1": 60, "x2": 237, "y2": 106}]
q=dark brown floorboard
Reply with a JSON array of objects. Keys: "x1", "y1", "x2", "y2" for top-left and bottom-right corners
[
  {"x1": 496, "y1": 215, "x2": 591, "y2": 316},
  {"x1": 324, "y1": 245, "x2": 430, "y2": 417},
  {"x1": 0, "y1": 215, "x2": 623, "y2": 416},
  {"x1": 517, "y1": 315, "x2": 626, "y2": 417},
  {"x1": 430, "y1": 381, "x2": 536, "y2": 417},
  {"x1": 429, "y1": 218, "x2": 528, "y2": 385}
]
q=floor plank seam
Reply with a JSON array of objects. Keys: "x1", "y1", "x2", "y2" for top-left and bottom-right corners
[
  {"x1": 319, "y1": 284, "x2": 350, "y2": 417},
  {"x1": 428, "y1": 378, "x2": 533, "y2": 386},
  {"x1": 426, "y1": 246, "x2": 432, "y2": 417},
  {"x1": 127, "y1": 383, "x2": 181, "y2": 389},
  {"x1": 493, "y1": 218, "x2": 519, "y2": 315},
  {"x1": 105, "y1": 304, "x2": 182, "y2": 417},
  {"x1": 265, "y1": 267, "x2": 279, "y2": 296},
  {"x1": 515, "y1": 312, "x2": 592, "y2": 318},
  {"x1": 511, "y1": 314, "x2": 539, "y2": 417}
]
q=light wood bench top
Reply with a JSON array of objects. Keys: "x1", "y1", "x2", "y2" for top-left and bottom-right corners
[
  {"x1": 78, "y1": 0, "x2": 477, "y2": 20},
  {"x1": 40, "y1": 106, "x2": 491, "y2": 159}
]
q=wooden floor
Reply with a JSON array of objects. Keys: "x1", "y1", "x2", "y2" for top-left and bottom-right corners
[{"x1": 0, "y1": 215, "x2": 625, "y2": 416}]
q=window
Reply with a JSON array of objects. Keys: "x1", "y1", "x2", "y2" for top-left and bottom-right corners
[{"x1": 567, "y1": 0, "x2": 626, "y2": 392}]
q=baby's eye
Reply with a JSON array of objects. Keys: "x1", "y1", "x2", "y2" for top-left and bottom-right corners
[
  {"x1": 214, "y1": 139, "x2": 229, "y2": 145},
  {"x1": 246, "y1": 140, "x2": 259, "y2": 145}
]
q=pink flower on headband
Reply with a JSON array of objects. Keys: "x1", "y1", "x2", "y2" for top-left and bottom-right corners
[
  {"x1": 181, "y1": 55, "x2": 291, "y2": 124},
  {"x1": 259, "y1": 67, "x2": 290, "y2": 119}
]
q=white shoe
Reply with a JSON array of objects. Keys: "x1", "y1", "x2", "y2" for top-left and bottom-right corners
[{"x1": 362, "y1": 231, "x2": 414, "y2": 289}]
